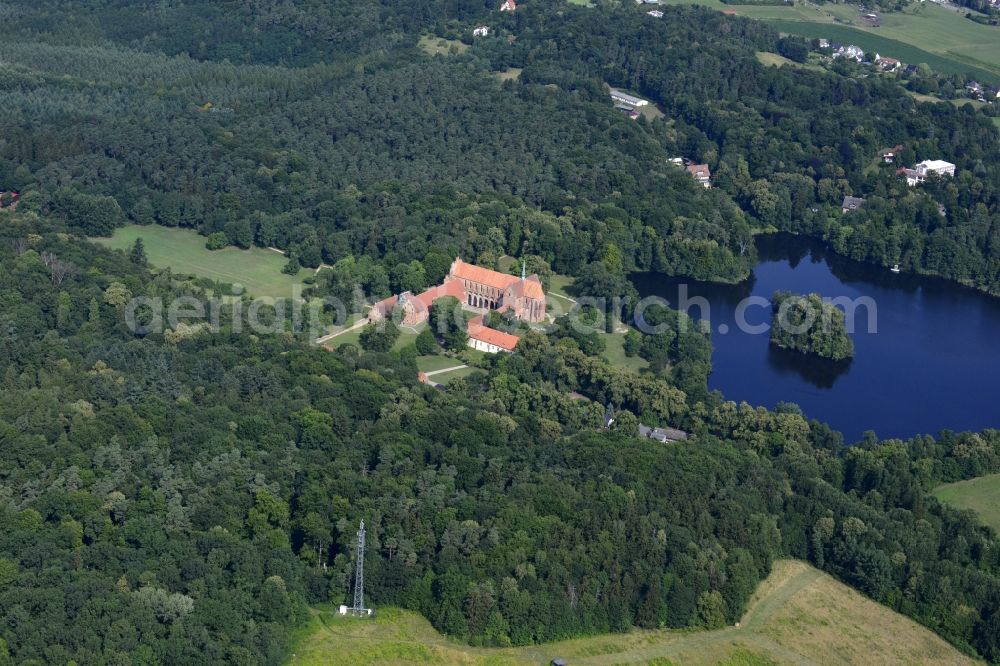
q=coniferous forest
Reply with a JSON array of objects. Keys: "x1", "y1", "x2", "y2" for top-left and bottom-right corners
[{"x1": 1, "y1": 1, "x2": 1000, "y2": 664}]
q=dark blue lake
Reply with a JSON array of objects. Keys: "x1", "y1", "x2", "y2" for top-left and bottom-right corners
[{"x1": 631, "y1": 233, "x2": 1000, "y2": 442}]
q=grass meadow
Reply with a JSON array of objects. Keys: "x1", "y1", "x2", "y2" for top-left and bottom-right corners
[
  {"x1": 96, "y1": 225, "x2": 311, "y2": 299},
  {"x1": 288, "y1": 560, "x2": 976, "y2": 665},
  {"x1": 934, "y1": 473, "x2": 1000, "y2": 532}
]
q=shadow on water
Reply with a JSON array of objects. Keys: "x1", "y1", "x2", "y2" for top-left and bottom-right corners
[
  {"x1": 766, "y1": 344, "x2": 853, "y2": 390},
  {"x1": 758, "y1": 233, "x2": 925, "y2": 296},
  {"x1": 630, "y1": 232, "x2": 1000, "y2": 440}
]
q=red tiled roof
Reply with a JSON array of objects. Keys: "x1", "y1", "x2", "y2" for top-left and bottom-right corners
[
  {"x1": 468, "y1": 315, "x2": 520, "y2": 351},
  {"x1": 507, "y1": 275, "x2": 545, "y2": 300},
  {"x1": 449, "y1": 259, "x2": 545, "y2": 301},
  {"x1": 372, "y1": 294, "x2": 399, "y2": 315},
  {"x1": 521, "y1": 276, "x2": 545, "y2": 300},
  {"x1": 450, "y1": 258, "x2": 520, "y2": 291},
  {"x1": 686, "y1": 164, "x2": 711, "y2": 177},
  {"x1": 414, "y1": 280, "x2": 465, "y2": 308}
]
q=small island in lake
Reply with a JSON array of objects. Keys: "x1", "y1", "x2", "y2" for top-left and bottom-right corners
[{"x1": 770, "y1": 291, "x2": 854, "y2": 361}]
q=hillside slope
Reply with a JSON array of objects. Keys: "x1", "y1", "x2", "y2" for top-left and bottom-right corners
[{"x1": 289, "y1": 560, "x2": 978, "y2": 666}]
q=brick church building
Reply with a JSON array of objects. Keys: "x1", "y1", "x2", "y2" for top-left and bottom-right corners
[
  {"x1": 368, "y1": 258, "x2": 546, "y2": 352},
  {"x1": 443, "y1": 258, "x2": 545, "y2": 322}
]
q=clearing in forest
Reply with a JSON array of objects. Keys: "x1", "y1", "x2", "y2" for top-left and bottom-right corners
[
  {"x1": 95, "y1": 224, "x2": 311, "y2": 299},
  {"x1": 418, "y1": 35, "x2": 470, "y2": 56},
  {"x1": 934, "y1": 472, "x2": 1000, "y2": 532}
]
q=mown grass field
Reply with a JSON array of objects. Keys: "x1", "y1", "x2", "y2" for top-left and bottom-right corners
[
  {"x1": 96, "y1": 225, "x2": 311, "y2": 299},
  {"x1": 603, "y1": 328, "x2": 650, "y2": 373},
  {"x1": 934, "y1": 473, "x2": 1000, "y2": 532},
  {"x1": 416, "y1": 354, "x2": 467, "y2": 373},
  {"x1": 494, "y1": 67, "x2": 523, "y2": 81},
  {"x1": 327, "y1": 322, "x2": 422, "y2": 352},
  {"x1": 287, "y1": 560, "x2": 976, "y2": 665},
  {"x1": 426, "y1": 365, "x2": 480, "y2": 383},
  {"x1": 654, "y1": 0, "x2": 1000, "y2": 84},
  {"x1": 325, "y1": 324, "x2": 482, "y2": 384},
  {"x1": 764, "y1": 19, "x2": 1000, "y2": 84},
  {"x1": 418, "y1": 35, "x2": 469, "y2": 56},
  {"x1": 756, "y1": 51, "x2": 826, "y2": 72}
]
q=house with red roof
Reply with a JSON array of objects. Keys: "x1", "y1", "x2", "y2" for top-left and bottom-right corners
[
  {"x1": 685, "y1": 164, "x2": 711, "y2": 188},
  {"x1": 368, "y1": 257, "x2": 546, "y2": 354},
  {"x1": 467, "y1": 315, "x2": 521, "y2": 354}
]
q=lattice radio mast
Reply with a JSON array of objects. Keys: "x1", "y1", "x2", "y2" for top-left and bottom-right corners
[
  {"x1": 339, "y1": 520, "x2": 372, "y2": 616},
  {"x1": 352, "y1": 520, "x2": 366, "y2": 613}
]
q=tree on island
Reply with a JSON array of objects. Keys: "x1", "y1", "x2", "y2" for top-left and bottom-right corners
[{"x1": 769, "y1": 292, "x2": 854, "y2": 361}]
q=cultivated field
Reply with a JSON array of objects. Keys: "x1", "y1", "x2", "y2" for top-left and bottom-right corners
[
  {"x1": 934, "y1": 473, "x2": 1000, "y2": 532},
  {"x1": 654, "y1": 0, "x2": 1000, "y2": 84},
  {"x1": 96, "y1": 225, "x2": 311, "y2": 299},
  {"x1": 287, "y1": 560, "x2": 977, "y2": 665}
]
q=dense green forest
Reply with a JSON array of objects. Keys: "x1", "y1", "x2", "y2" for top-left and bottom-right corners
[
  {"x1": 2, "y1": 0, "x2": 1000, "y2": 664},
  {"x1": 2, "y1": 216, "x2": 1000, "y2": 664},
  {"x1": 4, "y1": 1, "x2": 998, "y2": 294}
]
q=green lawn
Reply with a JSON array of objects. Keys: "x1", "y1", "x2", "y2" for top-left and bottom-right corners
[
  {"x1": 755, "y1": 51, "x2": 824, "y2": 72},
  {"x1": 96, "y1": 225, "x2": 311, "y2": 299},
  {"x1": 427, "y1": 366, "x2": 480, "y2": 383},
  {"x1": 603, "y1": 329, "x2": 649, "y2": 373},
  {"x1": 330, "y1": 323, "x2": 423, "y2": 351},
  {"x1": 416, "y1": 354, "x2": 466, "y2": 373},
  {"x1": 547, "y1": 274, "x2": 576, "y2": 299},
  {"x1": 417, "y1": 35, "x2": 469, "y2": 56},
  {"x1": 933, "y1": 473, "x2": 1000, "y2": 533}
]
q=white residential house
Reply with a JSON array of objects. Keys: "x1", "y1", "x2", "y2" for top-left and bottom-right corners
[
  {"x1": 473, "y1": 26, "x2": 490, "y2": 37},
  {"x1": 834, "y1": 45, "x2": 865, "y2": 62},
  {"x1": 609, "y1": 89, "x2": 649, "y2": 107},
  {"x1": 876, "y1": 55, "x2": 902, "y2": 72},
  {"x1": 905, "y1": 160, "x2": 956, "y2": 186}
]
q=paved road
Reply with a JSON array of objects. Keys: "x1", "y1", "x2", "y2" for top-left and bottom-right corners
[{"x1": 423, "y1": 365, "x2": 468, "y2": 377}]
